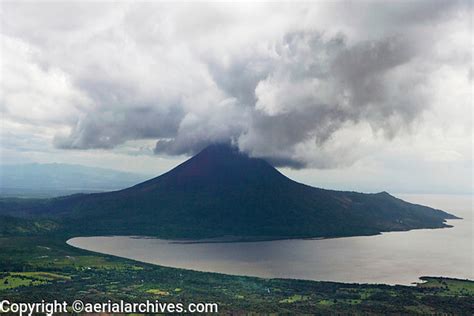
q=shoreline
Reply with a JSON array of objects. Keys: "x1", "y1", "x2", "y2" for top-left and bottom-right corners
[
  {"x1": 67, "y1": 220, "x2": 460, "y2": 245},
  {"x1": 67, "y1": 234, "x2": 474, "y2": 286}
]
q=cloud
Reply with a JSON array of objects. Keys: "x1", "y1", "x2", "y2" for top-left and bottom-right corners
[
  {"x1": 54, "y1": 106, "x2": 185, "y2": 149},
  {"x1": 1, "y1": 1, "x2": 471, "y2": 169}
]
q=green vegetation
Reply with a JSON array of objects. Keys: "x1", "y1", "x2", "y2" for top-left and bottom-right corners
[
  {"x1": 0, "y1": 236, "x2": 472, "y2": 314},
  {"x1": 419, "y1": 277, "x2": 474, "y2": 296},
  {"x1": 146, "y1": 289, "x2": 170, "y2": 296},
  {"x1": 0, "y1": 215, "x2": 59, "y2": 236},
  {"x1": 0, "y1": 272, "x2": 69, "y2": 290},
  {"x1": 279, "y1": 294, "x2": 309, "y2": 303},
  {"x1": 0, "y1": 275, "x2": 37, "y2": 290}
]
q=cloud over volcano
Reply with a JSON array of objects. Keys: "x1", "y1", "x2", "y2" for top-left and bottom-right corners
[{"x1": 1, "y1": 1, "x2": 471, "y2": 168}]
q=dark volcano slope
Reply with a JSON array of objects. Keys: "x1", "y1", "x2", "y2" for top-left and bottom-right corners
[{"x1": 2, "y1": 144, "x2": 457, "y2": 238}]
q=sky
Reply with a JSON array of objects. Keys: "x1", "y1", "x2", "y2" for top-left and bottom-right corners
[{"x1": 0, "y1": 1, "x2": 472, "y2": 194}]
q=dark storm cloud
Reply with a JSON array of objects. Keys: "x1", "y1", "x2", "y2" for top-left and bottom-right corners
[
  {"x1": 147, "y1": 31, "x2": 424, "y2": 168},
  {"x1": 235, "y1": 32, "x2": 426, "y2": 167},
  {"x1": 55, "y1": 106, "x2": 185, "y2": 149},
  {"x1": 50, "y1": 30, "x2": 443, "y2": 167},
  {"x1": 1, "y1": 1, "x2": 470, "y2": 168}
]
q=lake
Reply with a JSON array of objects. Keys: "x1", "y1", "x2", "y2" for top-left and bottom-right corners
[{"x1": 67, "y1": 194, "x2": 473, "y2": 285}]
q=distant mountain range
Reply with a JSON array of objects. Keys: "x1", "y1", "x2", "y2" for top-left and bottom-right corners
[
  {"x1": 0, "y1": 144, "x2": 457, "y2": 239},
  {"x1": 0, "y1": 163, "x2": 149, "y2": 197}
]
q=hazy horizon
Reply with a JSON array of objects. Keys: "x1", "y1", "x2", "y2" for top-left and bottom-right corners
[{"x1": 1, "y1": 158, "x2": 472, "y2": 195}]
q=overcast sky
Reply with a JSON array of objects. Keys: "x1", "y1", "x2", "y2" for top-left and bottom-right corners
[{"x1": 1, "y1": 1, "x2": 472, "y2": 194}]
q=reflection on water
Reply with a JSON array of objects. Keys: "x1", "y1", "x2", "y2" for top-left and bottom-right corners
[{"x1": 67, "y1": 194, "x2": 473, "y2": 285}]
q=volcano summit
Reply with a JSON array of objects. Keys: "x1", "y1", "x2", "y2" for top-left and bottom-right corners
[{"x1": 1, "y1": 144, "x2": 457, "y2": 239}]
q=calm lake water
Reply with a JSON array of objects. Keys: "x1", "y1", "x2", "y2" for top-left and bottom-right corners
[{"x1": 68, "y1": 194, "x2": 473, "y2": 285}]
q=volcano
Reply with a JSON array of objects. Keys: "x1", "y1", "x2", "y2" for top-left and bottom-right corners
[{"x1": 1, "y1": 144, "x2": 457, "y2": 239}]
